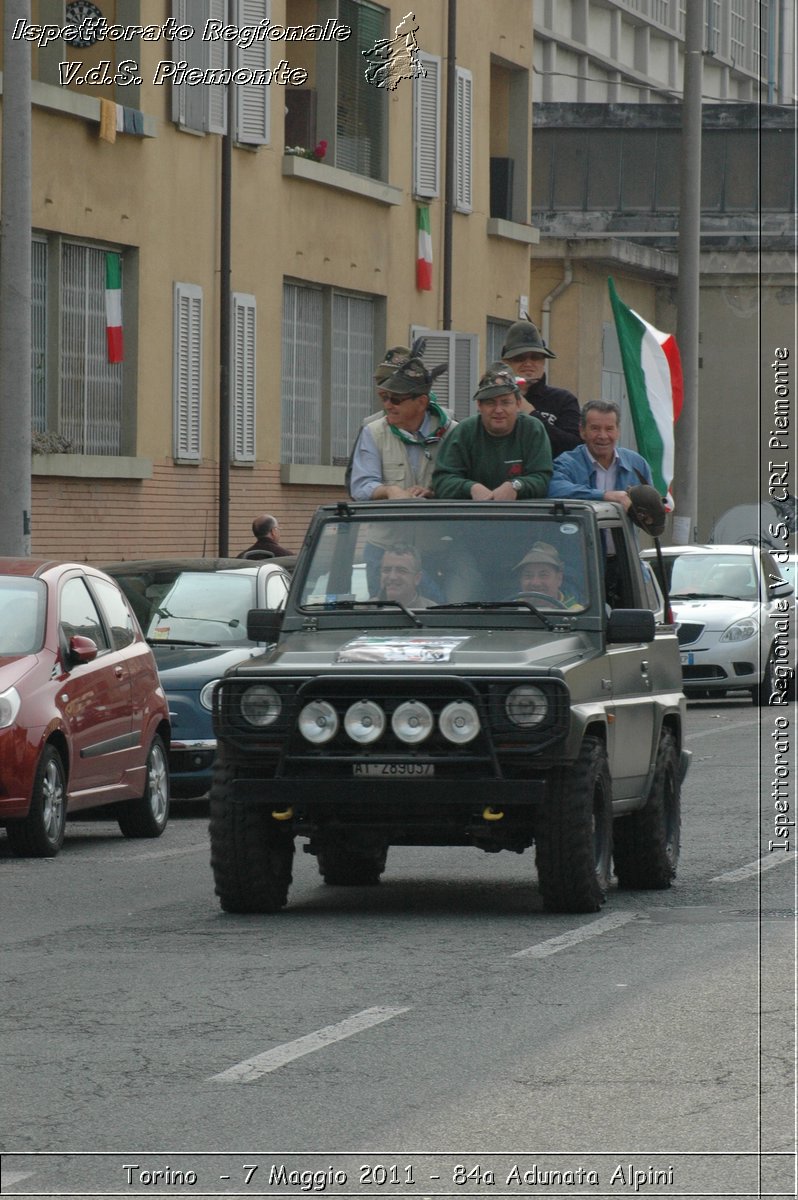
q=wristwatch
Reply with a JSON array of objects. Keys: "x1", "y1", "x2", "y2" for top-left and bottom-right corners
[{"x1": 511, "y1": 479, "x2": 524, "y2": 494}]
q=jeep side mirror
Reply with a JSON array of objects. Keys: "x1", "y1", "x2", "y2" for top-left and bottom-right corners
[
  {"x1": 247, "y1": 609, "x2": 284, "y2": 643},
  {"x1": 606, "y1": 608, "x2": 656, "y2": 644}
]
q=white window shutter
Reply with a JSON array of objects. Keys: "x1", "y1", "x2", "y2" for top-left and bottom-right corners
[
  {"x1": 231, "y1": 292, "x2": 257, "y2": 462},
  {"x1": 413, "y1": 52, "x2": 440, "y2": 198},
  {"x1": 455, "y1": 67, "x2": 473, "y2": 213},
  {"x1": 206, "y1": 0, "x2": 229, "y2": 135},
  {"x1": 171, "y1": 0, "x2": 207, "y2": 132},
  {"x1": 235, "y1": 0, "x2": 270, "y2": 144},
  {"x1": 410, "y1": 326, "x2": 478, "y2": 423},
  {"x1": 173, "y1": 283, "x2": 203, "y2": 461}
]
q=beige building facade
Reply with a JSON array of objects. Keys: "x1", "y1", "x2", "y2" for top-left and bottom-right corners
[{"x1": 0, "y1": 0, "x2": 538, "y2": 560}]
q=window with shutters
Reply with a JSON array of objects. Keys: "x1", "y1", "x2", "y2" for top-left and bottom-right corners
[
  {"x1": 171, "y1": 0, "x2": 270, "y2": 145},
  {"x1": 486, "y1": 318, "x2": 513, "y2": 367},
  {"x1": 232, "y1": 293, "x2": 257, "y2": 464},
  {"x1": 30, "y1": 235, "x2": 129, "y2": 455},
  {"x1": 281, "y1": 281, "x2": 378, "y2": 466},
  {"x1": 413, "y1": 52, "x2": 440, "y2": 199},
  {"x1": 173, "y1": 283, "x2": 203, "y2": 463},
  {"x1": 454, "y1": 68, "x2": 473, "y2": 213},
  {"x1": 409, "y1": 327, "x2": 479, "y2": 423}
]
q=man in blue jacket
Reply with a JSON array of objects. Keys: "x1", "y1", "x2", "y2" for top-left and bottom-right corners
[
  {"x1": 549, "y1": 400, "x2": 653, "y2": 605},
  {"x1": 549, "y1": 400, "x2": 652, "y2": 507}
]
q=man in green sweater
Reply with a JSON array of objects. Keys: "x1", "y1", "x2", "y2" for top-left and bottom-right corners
[{"x1": 432, "y1": 363, "x2": 553, "y2": 500}]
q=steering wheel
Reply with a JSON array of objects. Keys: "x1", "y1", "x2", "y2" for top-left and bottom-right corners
[
  {"x1": 515, "y1": 590, "x2": 568, "y2": 610},
  {"x1": 240, "y1": 549, "x2": 275, "y2": 560}
]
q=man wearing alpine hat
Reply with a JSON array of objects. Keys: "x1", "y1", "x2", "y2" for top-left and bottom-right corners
[
  {"x1": 432, "y1": 363, "x2": 552, "y2": 501},
  {"x1": 501, "y1": 320, "x2": 581, "y2": 457},
  {"x1": 512, "y1": 542, "x2": 582, "y2": 609}
]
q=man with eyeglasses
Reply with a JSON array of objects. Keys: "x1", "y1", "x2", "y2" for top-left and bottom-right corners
[
  {"x1": 431, "y1": 364, "x2": 552, "y2": 501},
  {"x1": 501, "y1": 320, "x2": 581, "y2": 458}
]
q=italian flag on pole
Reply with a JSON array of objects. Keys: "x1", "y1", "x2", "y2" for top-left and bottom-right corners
[
  {"x1": 608, "y1": 277, "x2": 683, "y2": 506},
  {"x1": 416, "y1": 205, "x2": 433, "y2": 291},
  {"x1": 105, "y1": 252, "x2": 124, "y2": 364}
]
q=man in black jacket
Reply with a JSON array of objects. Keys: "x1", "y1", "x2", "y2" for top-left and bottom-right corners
[
  {"x1": 238, "y1": 514, "x2": 292, "y2": 558},
  {"x1": 501, "y1": 320, "x2": 581, "y2": 458}
]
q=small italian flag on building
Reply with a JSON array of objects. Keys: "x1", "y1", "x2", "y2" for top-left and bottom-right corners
[
  {"x1": 416, "y1": 205, "x2": 433, "y2": 291},
  {"x1": 105, "y1": 252, "x2": 124, "y2": 364},
  {"x1": 608, "y1": 276, "x2": 683, "y2": 507}
]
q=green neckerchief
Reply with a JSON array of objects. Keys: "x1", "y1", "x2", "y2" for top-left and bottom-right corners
[{"x1": 387, "y1": 397, "x2": 451, "y2": 449}]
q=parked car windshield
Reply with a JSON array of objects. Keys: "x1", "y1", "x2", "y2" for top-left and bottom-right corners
[
  {"x1": 145, "y1": 571, "x2": 258, "y2": 645},
  {"x1": 664, "y1": 553, "x2": 759, "y2": 600},
  {"x1": 0, "y1": 577, "x2": 46, "y2": 655},
  {"x1": 298, "y1": 513, "x2": 592, "y2": 612}
]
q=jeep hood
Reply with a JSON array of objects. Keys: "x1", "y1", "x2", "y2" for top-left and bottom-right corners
[{"x1": 245, "y1": 627, "x2": 594, "y2": 673}]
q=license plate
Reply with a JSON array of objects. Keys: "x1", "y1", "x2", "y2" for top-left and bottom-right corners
[
  {"x1": 353, "y1": 763, "x2": 435, "y2": 778},
  {"x1": 680, "y1": 652, "x2": 694, "y2": 666}
]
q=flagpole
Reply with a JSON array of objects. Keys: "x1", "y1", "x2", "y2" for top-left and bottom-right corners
[{"x1": 673, "y1": 0, "x2": 703, "y2": 544}]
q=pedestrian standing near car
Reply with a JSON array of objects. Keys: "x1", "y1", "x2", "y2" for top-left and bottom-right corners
[
  {"x1": 238, "y1": 514, "x2": 292, "y2": 558},
  {"x1": 431, "y1": 363, "x2": 552, "y2": 501},
  {"x1": 501, "y1": 320, "x2": 581, "y2": 458}
]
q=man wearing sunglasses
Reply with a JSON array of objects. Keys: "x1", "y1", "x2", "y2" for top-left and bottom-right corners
[{"x1": 431, "y1": 363, "x2": 552, "y2": 501}]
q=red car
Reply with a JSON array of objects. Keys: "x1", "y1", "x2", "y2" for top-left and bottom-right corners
[{"x1": 0, "y1": 558, "x2": 171, "y2": 856}]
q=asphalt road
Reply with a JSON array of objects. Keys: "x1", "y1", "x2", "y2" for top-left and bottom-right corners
[{"x1": 1, "y1": 697, "x2": 795, "y2": 1200}]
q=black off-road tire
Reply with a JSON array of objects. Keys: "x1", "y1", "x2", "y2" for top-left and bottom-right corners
[
  {"x1": 536, "y1": 736, "x2": 613, "y2": 913},
  {"x1": 209, "y1": 758, "x2": 294, "y2": 913},
  {"x1": 613, "y1": 730, "x2": 681, "y2": 890},
  {"x1": 317, "y1": 846, "x2": 388, "y2": 886},
  {"x1": 752, "y1": 647, "x2": 777, "y2": 707},
  {"x1": 118, "y1": 735, "x2": 170, "y2": 838},
  {"x1": 6, "y1": 744, "x2": 67, "y2": 858}
]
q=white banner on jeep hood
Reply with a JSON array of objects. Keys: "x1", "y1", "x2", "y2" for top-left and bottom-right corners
[{"x1": 336, "y1": 636, "x2": 470, "y2": 664}]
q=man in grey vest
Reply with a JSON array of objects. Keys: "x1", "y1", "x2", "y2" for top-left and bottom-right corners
[{"x1": 349, "y1": 351, "x2": 454, "y2": 593}]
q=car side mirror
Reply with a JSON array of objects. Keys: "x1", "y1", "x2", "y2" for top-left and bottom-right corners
[
  {"x1": 247, "y1": 609, "x2": 284, "y2": 643},
  {"x1": 606, "y1": 608, "x2": 656, "y2": 644},
  {"x1": 769, "y1": 579, "x2": 794, "y2": 598},
  {"x1": 68, "y1": 635, "x2": 99, "y2": 664}
]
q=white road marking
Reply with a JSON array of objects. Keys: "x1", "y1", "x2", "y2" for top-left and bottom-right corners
[
  {"x1": 209, "y1": 1005, "x2": 411, "y2": 1083},
  {"x1": 685, "y1": 718, "x2": 756, "y2": 742},
  {"x1": 511, "y1": 911, "x2": 639, "y2": 959},
  {"x1": 711, "y1": 852, "x2": 798, "y2": 884},
  {"x1": 2, "y1": 1173, "x2": 34, "y2": 1185},
  {"x1": 92, "y1": 843, "x2": 208, "y2": 864}
]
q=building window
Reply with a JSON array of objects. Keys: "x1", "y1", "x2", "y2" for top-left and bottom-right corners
[
  {"x1": 730, "y1": 0, "x2": 747, "y2": 65},
  {"x1": 335, "y1": 0, "x2": 388, "y2": 180},
  {"x1": 231, "y1": 293, "x2": 257, "y2": 464},
  {"x1": 486, "y1": 318, "x2": 513, "y2": 368},
  {"x1": 409, "y1": 327, "x2": 478, "y2": 423},
  {"x1": 173, "y1": 283, "x2": 203, "y2": 462},
  {"x1": 31, "y1": 236, "x2": 128, "y2": 455},
  {"x1": 413, "y1": 52, "x2": 441, "y2": 198},
  {"x1": 171, "y1": 0, "x2": 270, "y2": 144},
  {"x1": 753, "y1": 0, "x2": 769, "y2": 79},
  {"x1": 281, "y1": 282, "x2": 377, "y2": 466},
  {"x1": 706, "y1": 0, "x2": 721, "y2": 54},
  {"x1": 455, "y1": 67, "x2": 473, "y2": 213}
]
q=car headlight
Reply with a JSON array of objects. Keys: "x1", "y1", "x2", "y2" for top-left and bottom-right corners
[
  {"x1": 298, "y1": 700, "x2": 339, "y2": 745},
  {"x1": 200, "y1": 680, "x2": 221, "y2": 711},
  {"x1": 240, "y1": 684, "x2": 282, "y2": 726},
  {"x1": 438, "y1": 700, "x2": 480, "y2": 744},
  {"x1": 505, "y1": 685, "x2": 549, "y2": 728},
  {"x1": 0, "y1": 686, "x2": 21, "y2": 729},
  {"x1": 720, "y1": 617, "x2": 758, "y2": 643},
  {"x1": 344, "y1": 700, "x2": 386, "y2": 745},
  {"x1": 392, "y1": 700, "x2": 434, "y2": 744}
]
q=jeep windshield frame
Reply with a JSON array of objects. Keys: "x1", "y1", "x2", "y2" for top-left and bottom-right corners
[{"x1": 285, "y1": 502, "x2": 607, "y2": 633}]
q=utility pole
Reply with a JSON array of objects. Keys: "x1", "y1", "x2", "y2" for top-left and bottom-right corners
[
  {"x1": 0, "y1": 0, "x2": 33, "y2": 556},
  {"x1": 218, "y1": 82, "x2": 233, "y2": 558},
  {"x1": 442, "y1": 0, "x2": 456, "y2": 330},
  {"x1": 672, "y1": 0, "x2": 703, "y2": 544}
]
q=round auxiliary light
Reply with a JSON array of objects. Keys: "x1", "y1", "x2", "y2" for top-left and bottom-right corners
[
  {"x1": 391, "y1": 700, "x2": 434, "y2": 745},
  {"x1": 505, "y1": 685, "x2": 548, "y2": 728},
  {"x1": 344, "y1": 700, "x2": 386, "y2": 745},
  {"x1": 298, "y1": 700, "x2": 339, "y2": 745},
  {"x1": 439, "y1": 700, "x2": 480, "y2": 744},
  {"x1": 240, "y1": 684, "x2": 282, "y2": 727}
]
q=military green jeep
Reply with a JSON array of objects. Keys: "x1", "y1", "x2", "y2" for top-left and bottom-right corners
[{"x1": 210, "y1": 500, "x2": 689, "y2": 914}]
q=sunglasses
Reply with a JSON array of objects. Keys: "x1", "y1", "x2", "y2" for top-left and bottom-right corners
[{"x1": 382, "y1": 393, "x2": 418, "y2": 405}]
